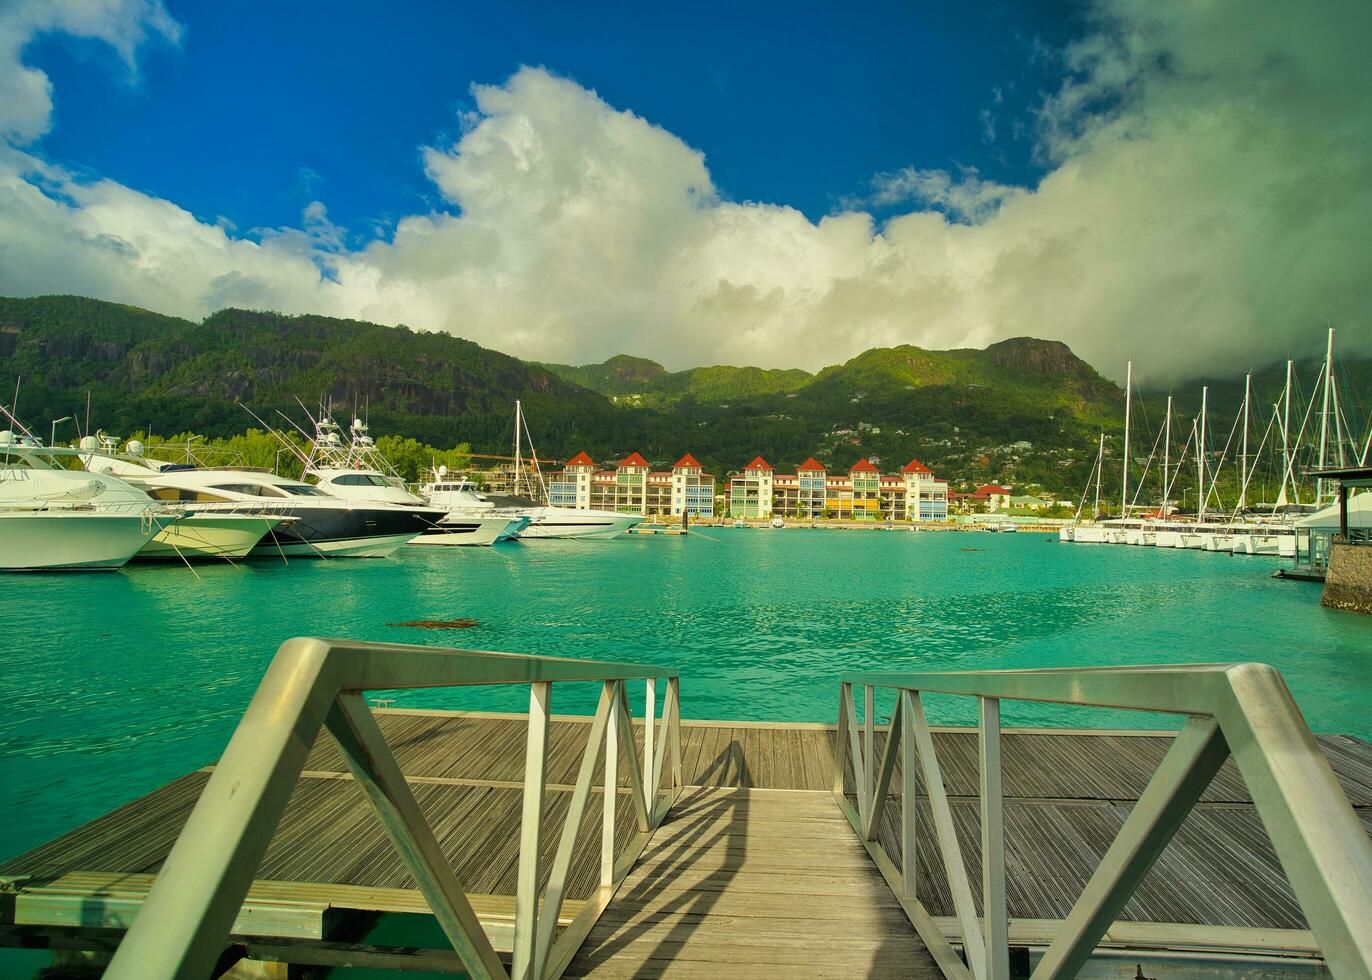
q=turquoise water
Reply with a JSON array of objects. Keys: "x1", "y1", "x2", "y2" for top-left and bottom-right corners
[{"x1": 2, "y1": 529, "x2": 1368, "y2": 867}]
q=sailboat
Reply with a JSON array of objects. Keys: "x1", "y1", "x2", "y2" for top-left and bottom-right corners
[{"x1": 485, "y1": 401, "x2": 645, "y2": 539}]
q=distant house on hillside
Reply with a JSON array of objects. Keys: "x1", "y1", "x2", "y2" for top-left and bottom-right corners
[
  {"x1": 1008, "y1": 494, "x2": 1051, "y2": 512},
  {"x1": 952, "y1": 483, "x2": 1015, "y2": 512}
]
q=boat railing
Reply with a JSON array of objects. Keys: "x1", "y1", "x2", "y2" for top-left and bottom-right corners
[
  {"x1": 832, "y1": 663, "x2": 1372, "y2": 980},
  {"x1": 104, "y1": 637, "x2": 682, "y2": 980}
]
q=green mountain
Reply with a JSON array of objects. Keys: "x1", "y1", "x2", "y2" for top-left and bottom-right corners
[
  {"x1": 1, "y1": 294, "x2": 1163, "y2": 494},
  {"x1": 0, "y1": 295, "x2": 628, "y2": 454},
  {"x1": 538, "y1": 356, "x2": 811, "y2": 405}
]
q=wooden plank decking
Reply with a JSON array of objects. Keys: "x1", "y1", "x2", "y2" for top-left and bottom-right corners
[
  {"x1": 3, "y1": 709, "x2": 1370, "y2": 974},
  {"x1": 565, "y1": 787, "x2": 940, "y2": 978}
]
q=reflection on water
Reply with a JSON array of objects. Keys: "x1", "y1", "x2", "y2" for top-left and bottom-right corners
[{"x1": 1, "y1": 530, "x2": 1366, "y2": 857}]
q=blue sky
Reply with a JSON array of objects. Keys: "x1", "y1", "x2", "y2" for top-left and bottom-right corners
[
  {"x1": 27, "y1": 1, "x2": 1078, "y2": 242},
  {"x1": 1, "y1": 1, "x2": 1367, "y2": 380}
]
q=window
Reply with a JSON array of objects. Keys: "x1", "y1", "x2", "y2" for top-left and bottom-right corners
[
  {"x1": 332, "y1": 474, "x2": 372, "y2": 486},
  {"x1": 280, "y1": 484, "x2": 328, "y2": 496},
  {"x1": 150, "y1": 487, "x2": 231, "y2": 503},
  {"x1": 210, "y1": 483, "x2": 288, "y2": 498}
]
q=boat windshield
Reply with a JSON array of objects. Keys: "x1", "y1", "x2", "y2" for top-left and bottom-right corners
[
  {"x1": 330, "y1": 473, "x2": 400, "y2": 488},
  {"x1": 210, "y1": 483, "x2": 289, "y2": 498}
]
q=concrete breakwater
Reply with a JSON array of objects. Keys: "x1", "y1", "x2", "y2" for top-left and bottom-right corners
[{"x1": 1322, "y1": 540, "x2": 1372, "y2": 614}]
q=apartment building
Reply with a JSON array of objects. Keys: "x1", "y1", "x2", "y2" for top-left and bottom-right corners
[
  {"x1": 548, "y1": 452, "x2": 716, "y2": 517},
  {"x1": 731, "y1": 457, "x2": 949, "y2": 522}
]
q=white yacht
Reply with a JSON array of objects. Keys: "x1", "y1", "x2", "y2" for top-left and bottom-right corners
[
  {"x1": 82, "y1": 443, "x2": 435, "y2": 558},
  {"x1": 71, "y1": 436, "x2": 286, "y2": 560},
  {"x1": 1, "y1": 430, "x2": 169, "y2": 571},
  {"x1": 299, "y1": 415, "x2": 523, "y2": 546},
  {"x1": 493, "y1": 498, "x2": 645, "y2": 540},
  {"x1": 419, "y1": 467, "x2": 530, "y2": 544},
  {"x1": 491, "y1": 401, "x2": 645, "y2": 540}
]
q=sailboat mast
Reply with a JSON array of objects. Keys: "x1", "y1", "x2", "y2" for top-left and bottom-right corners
[
  {"x1": 514, "y1": 399, "x2": 523, "y2": 496},
  {"x1": 1162, "y1": 395, "x2": 1172, "y2": 512},
  {"x1": 1331, "y1": 372, "x2": 1347, "y2": 467},
  {"x1": 1094, "y1": 432, "x2": 1103, "y2": 519},
  {"x1": 1317, "y1": 326, "x2": 1333, "y2": 502},
  {"x1": 1198, "y1": 386, "x2": 1208, "y2": 521},
  {"x1": 1280, "y1": 359, "x2": 1293, "y2": 506},
  {"x1": 1239, "y1": 373, "x2": 1251, "y2": 512},
  {"x1": 1120, "y1": 361, "x2": 1132, "y2": 516}
]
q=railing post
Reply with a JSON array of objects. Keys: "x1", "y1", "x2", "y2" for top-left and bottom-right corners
[
  {"x1": 901, "y1": 689, "x2": 918, "y2": 901},
  {"x1": 980, "y1": 697, "x2": 1009, "y2": 980},
  {"x1": 669, "y1": 676, "x2": 682, "y2": 793},
  {"x1": 601, "y1": 680, "x2": 619, "y2": 888},
  {"x1": 863, "y1": 684, "x2": 876, "y2": 822},
  {"x1": 513, "y1": 681, "x2": 551, "y2": 980},
  {"x1": 644, "y1": 677, "x2": 656, "y2": 805},
  {"x1": 834, "y1": 682, "x2": 852, "y2": 797},
  {"x1": 909, "y1": 690, "x2": 988, "y2": 980}
]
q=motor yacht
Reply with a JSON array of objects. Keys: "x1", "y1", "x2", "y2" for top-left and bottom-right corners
[
  {"x1": 81, "y1": 440, "x2": 436, "y2": 558},
  {"x1": 418, "y1": 467, "x2": 530, "y2": 544},
  {"x1": 0, "y1": 430, "x2": 169, "y2": 570},
  {"x1": 299, "y1": 416, "x2": 522, "y2": 546}
]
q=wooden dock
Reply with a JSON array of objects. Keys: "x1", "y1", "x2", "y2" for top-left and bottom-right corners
[{"x1": 3, "y1": 709, "x2": 1370, "y2": 976}]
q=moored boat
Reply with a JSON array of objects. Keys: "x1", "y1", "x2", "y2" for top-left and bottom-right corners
[{"x1": 1, "y1": 430, "x2": 169, "y2": 571}]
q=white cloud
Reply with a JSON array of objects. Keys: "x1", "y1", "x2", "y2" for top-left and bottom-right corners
[{"x1": 0, "y1": 1, "x2": 1368, "y2": 384}]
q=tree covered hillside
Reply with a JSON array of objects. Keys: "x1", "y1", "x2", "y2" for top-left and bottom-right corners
[{"x1": 4, "y1": 294, "x2": 1155, "y2": 493}]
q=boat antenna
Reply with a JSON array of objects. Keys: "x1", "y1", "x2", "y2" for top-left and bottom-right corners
[
  {"x1": 239, "y1": 401, "x2": 312, "y2": 468},
  {"x1": 9, "y1": 375, "x2": 18, "y2": 424}
]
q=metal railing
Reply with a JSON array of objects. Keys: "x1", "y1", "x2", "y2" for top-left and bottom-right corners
[
  {"x1": 105, "y1": 637, "x2": 682, "y2": 980},
  {"x1": 832, "y1": 663, "x2": 1372, "y2": 980}
]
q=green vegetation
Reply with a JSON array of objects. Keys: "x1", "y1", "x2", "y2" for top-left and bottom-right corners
[
  {"x1": 114, "y1": 428, "x2": 471, "y2": 484},
  {"x1": 7, "y1": 294, "x2": 1362, "y2": 501}
]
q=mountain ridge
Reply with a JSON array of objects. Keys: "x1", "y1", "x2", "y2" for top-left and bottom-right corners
[{"x1": 6, "y1": 294, "x2": 1364, "y2": 493}]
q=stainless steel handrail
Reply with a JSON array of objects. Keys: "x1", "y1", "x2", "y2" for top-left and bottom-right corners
[
  {"x1": 105, "y1": 637, "x2": 683, "y2": 980},
  {"x1": 832, "y1": 663, "x2": 1372, "y2": 980}
]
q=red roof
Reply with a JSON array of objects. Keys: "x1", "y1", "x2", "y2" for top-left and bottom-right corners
[
  {"x1": 565, "y1": 451, "x2": 595, "y2": 467},
  {"x1": 797, "y1": 457, "x2": 826, "y2": 472},
  {"x1": 849, "y1": 458, "x2": 879, "y2": 473},
  {"x1": 618, "y1": 452, "x2": 650, "y2": 468},
  {"x1": 901, "y1": 459, "x2": 931, "y2": 474},
  {"x1": 977, "y1": 484, "x2": 1013, "y2": 495},
  {"x1": 673, "y1": 453, "x2": 702, "y2": 469},
  {"x1": 743, "y1": 456, "x2": 773, "y2": 471}
]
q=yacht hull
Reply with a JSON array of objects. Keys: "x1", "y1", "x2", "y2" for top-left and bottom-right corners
[
  {"x1": 409, "y1": 516, "x2": 527, "y2": 547},
  {"x1": 137, "y1": 515, "x2": 282, "y2": 560},
  {"x1": 250, "y1": 507, "x2": 438, "y2": 559},
  {"x1": 520, "y1": 513, "x2": 644, "y2": 539},
  {"x1": 0, "y1": 512, "x2": 156, "y2": 570}
]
